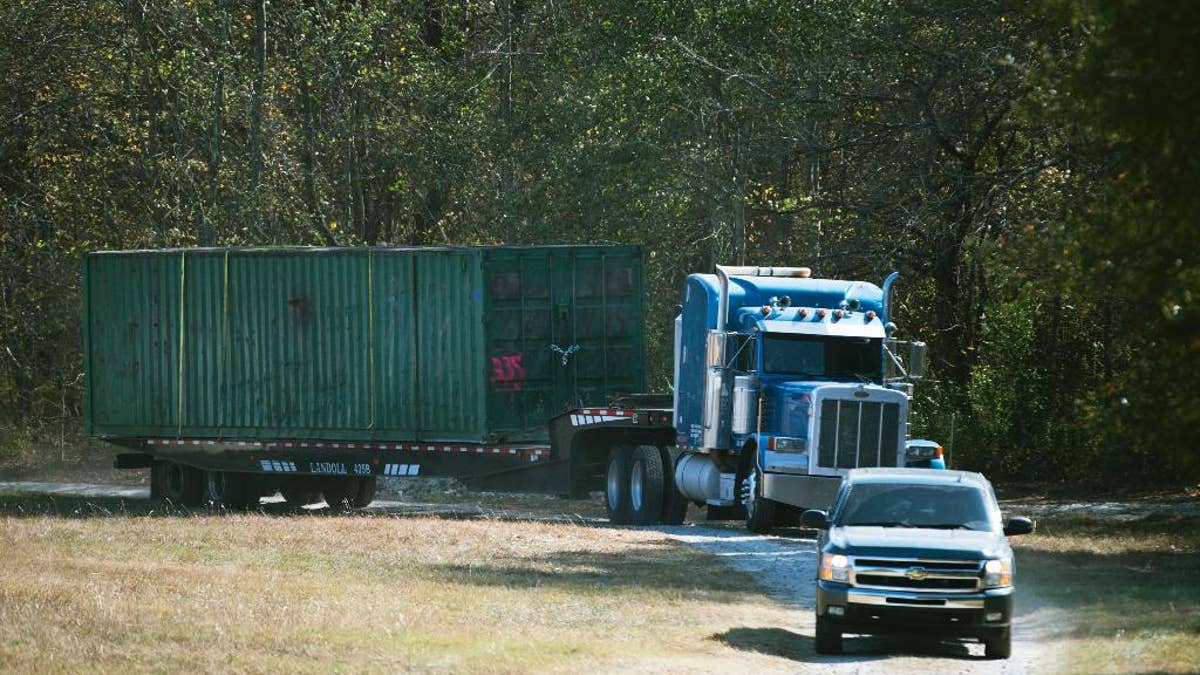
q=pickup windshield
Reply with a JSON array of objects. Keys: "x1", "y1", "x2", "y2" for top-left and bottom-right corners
[
  {"x1": 761, "y1": 333, "x2": 881, "y2": 381},
  {"x1": 834, "y1": 483, "x2": 998, "y2": 532}
]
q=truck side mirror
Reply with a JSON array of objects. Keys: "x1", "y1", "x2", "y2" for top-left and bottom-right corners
[
  {"x1": 801, "y1": 509, "x2": 830, "y2": 529},
  {"x1": 907, "y1": 341, "x2": 927, "y2": 380}
]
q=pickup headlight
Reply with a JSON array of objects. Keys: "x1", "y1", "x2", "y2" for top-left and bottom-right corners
[
  {"x1": 983, "y1": 558, "x2": 1012, "y2": 587},
  {"x1": 819, "y1": 553, "x2": 851, "y2": 583}
]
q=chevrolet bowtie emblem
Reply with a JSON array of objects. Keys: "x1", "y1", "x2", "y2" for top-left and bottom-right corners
[{"x1": 905, "y1": 567, "x2": 929, "y2": 581}]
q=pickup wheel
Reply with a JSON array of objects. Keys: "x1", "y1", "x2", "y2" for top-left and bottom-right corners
[
  {"x1": 814, "y1": 614, "x2": 843, "y2": 654},
  {"x1": 629, "y1": 445, "x2": 665, "y2": 525},
  {"x1": 350, "y1": 476, "x2": 377, "y2": 508},
  {"x1": 984, "y1": 627, "x2": 1011, "y2": 659},
  {"x1": 605, "y1": 445, "x2": 634, "y2": 524},
  {"x1": 743, "y1": 467, "x2": 776, "y2": 534},
  {"x1": 659, "y1": 447, "x2": 688, "y2": 525}
]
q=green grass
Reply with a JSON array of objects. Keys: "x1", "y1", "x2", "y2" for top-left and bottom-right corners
[{"x1": 1014, "y1": 513, "x2": 1200, "y2": 674}]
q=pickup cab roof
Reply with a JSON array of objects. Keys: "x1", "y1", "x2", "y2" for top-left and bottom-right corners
[{"x1": 845, "y1": 467, "x2": 989, "y2": 488}]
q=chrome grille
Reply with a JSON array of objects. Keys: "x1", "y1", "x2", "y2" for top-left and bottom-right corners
[
  {"x1": 817, "y1": 399, "x2": 901, "y2": 469},
  {"x1": 850, "y1": 556, "x2": 983, "y2": 593}
]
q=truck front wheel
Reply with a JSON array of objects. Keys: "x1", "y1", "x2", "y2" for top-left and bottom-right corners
[
  {"x1": 743, "y1": 468, "x2": 776, "y2": 534},
  {"x1": 629, "y1": 445, "x2": 664, "y2": 525},
  {"x1": 605, "y1": 446, "x2": 633, "y2": 524}
]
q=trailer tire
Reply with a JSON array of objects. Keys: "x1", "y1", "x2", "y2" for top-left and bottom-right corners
[
  {"x1": 629, "y1": 445, "x2": 665, "y2": 525},
  {"x1": 280, "y1": 479, "x2": 322, "y2": 508},
  {"x1": 659, "y1": 447, "x2": 688, "y2": 525},
  {"x1": 206, "y1": 471, "x2": 257, "y2": 511},
  {"x1": 743, "y1": 467, "x2": 776, "y2": 534},
  {"x1": 605, "y1": 445, "x2": 634, "y2": 524},
  {"x1": 322, "y1": 479, "x2": 353, "y2": 510},
  {"x1": 161, "y1": 462, "x2": 205, "y2": 507},
  {"x1": 350, "y1": 476, "x2": 377, "y2": 508}
]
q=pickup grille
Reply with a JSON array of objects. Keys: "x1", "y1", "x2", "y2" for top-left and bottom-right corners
[
  {"x1": 851, "y1": 557, "x2": 983, "y2": 593},
  {"x1": 817, "y1": 399, "x2": 901, "y2": 469}
]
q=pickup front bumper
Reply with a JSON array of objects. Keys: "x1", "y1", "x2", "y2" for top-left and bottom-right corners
[{"x1": 816, "y1": 581, "x2": 1013, "y2": 639}]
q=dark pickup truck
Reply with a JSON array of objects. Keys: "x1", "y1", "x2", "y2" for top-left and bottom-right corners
[{"x1": 801, "y1": 468, "x2": 1034, "y2": 659}]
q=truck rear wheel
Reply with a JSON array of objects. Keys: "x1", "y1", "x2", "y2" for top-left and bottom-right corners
[
  {"x1": 322, "y1": 479, "x2": 353, "y2": 510},
  {"x1": 350, "y1": 476, "x2": 377, "y2": 508},
  {"x1": 605, "y1": 446, "x2": 633, "y2": 524},
  {"x1": 280, "y1": 478, "x2": 322, "y2": 508},
  {"x1": 659, "y1": 447, "x2": 688, "y2": 525},
  {"x1": 814, "y1": 614, "x2": 843, "y2": 654},
  {"x1": 629, "y1": 445, "x2": 664, "y2": 525}
]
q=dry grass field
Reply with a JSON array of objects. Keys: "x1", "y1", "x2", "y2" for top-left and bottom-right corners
[
  {"x1": 1011, "y1": 513, "x2": 1200, "y2": 674},
  {"x1": 0, "y1": 494, "x2": 802, "y2": 674}
]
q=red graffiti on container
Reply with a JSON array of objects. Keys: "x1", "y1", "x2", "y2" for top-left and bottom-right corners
[{"x1": 490, "y1": 353, "x2": 525, "y2": 391}]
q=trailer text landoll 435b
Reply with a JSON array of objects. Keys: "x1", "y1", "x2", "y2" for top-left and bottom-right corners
[{"x1": 85, "y1": 245, "x2": 927, "y2": 532}]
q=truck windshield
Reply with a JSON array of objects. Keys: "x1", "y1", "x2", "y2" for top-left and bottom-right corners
[
  {"x1": 760, "y1": 333, "x2": 882, "y2": 381},
  {"x1": 834, "y1": 484, "x2": 998, "y2": 532}
]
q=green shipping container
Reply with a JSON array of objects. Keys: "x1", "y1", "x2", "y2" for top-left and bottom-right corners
[{"x1": 83, "y1": 246, "x2": 646, "y2": 443}]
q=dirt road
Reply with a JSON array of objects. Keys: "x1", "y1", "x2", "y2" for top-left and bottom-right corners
[{"x1": 1, "y1": 481, "x2": 1058, "y2": 672}]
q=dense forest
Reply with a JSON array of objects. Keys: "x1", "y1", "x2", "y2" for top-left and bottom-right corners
[{"x1": 1, "y1": 0, "x2": 1196, "y2": 486}]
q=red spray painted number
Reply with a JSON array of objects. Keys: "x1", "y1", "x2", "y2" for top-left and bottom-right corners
[{"x1": 490, "y1": 353, "x2": 525, "y2": 391}]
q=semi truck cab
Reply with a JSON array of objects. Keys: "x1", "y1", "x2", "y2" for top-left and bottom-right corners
[{"x1": 669, "y1": 266, "x2": 927, "y2": 532}]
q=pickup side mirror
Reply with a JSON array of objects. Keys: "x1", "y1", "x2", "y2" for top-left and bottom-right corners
[
  {"x1": 1003, "y1": 516, "x2": 1035, "y2": 536},
  {"x1": 801, "y1": 509, "x2": 830, "y2": 530}
]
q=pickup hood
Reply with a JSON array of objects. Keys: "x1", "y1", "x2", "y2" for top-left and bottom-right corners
[{"x1": 827, "y1": 526, "x2": 1010, "y2": 561}]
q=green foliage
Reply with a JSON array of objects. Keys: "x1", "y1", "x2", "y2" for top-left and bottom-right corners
[{"x1": 0, "y1": 0, "x2": 1195, "y2": 484}]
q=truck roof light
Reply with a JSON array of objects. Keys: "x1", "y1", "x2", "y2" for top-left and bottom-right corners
[
  {"x1": 866, "y1": 311, "x2": 877, "y2": 321},
  {"x1": 761, "y1": 306, "x2": 771, "y2": 316},
  {"x1": 833, "y1": 310, "x2": 844, "y2": 319},
  {"x1": 816, "y1": 309, "x2": 827, "y2": 319},
  {"x1": 937, "y1": 446, "x2": 944, "y2": 457},
  {"x1": 798, "y1": 308, "x2": 808, "y2": 318}
]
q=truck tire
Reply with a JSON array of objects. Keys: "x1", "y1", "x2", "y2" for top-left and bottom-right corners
[
  {"x1": 629, "y1": 445, "x2": 665, "y2": 525},
  {"x1": 984, "y1": 628, "x2": 1011, "y2": 659},
  {"x1": 605, "y1": 445, "x2": 633, "y2": 524},
  {"x1": 814, "y1": 614, "x2": 843, "y2": 654},
  {"x1": 659, "y1": 447, "x2": 688, "y2": 525},
  {"x1": 161, "y1": 462, "x2": 205, "y2": 507},
  {"x1": 206, "y1": 471, "x2": 257, "y2": 511},
  {"x1": 743, "y1": 467, "x2": 776, "y2": 534},
  {"x1": 350, "y1": 476, "x2": 377, "y2": 508}
]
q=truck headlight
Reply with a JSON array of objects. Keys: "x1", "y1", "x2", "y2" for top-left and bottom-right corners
[
  {"x1": 820, "y1": 553, "x2": 851, "y2": 583},
  {"x1": 983, "y1": 558, "x2": 1012, "y2": 587}
]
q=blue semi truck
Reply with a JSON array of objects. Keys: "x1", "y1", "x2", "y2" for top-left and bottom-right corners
[{"x1": 553, "y1": 264, "x2": 929, "y2": 532}]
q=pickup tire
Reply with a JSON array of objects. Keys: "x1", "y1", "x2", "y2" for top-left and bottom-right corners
[
  {"x1": 814, "y1": 614, "x2": 843, "y2": 654},
  {"x1": 350, "y1": 476, "x2": 377, "y2": 508},
  {"x1": 659, "y1": 447, "x2": 688, "y2": 525},
  {"x1": 629, "y1": 445, "x2": 665, "y2": 525},
  {"x1": 744, "y1": 467, "x2": 776, "y2": 534},
  {"x1": 605, "y1": 445, "x2": 634, "y2": 524},
  {"x1": 984, "y1": 627, "x2": 1011, "y2": 659}
]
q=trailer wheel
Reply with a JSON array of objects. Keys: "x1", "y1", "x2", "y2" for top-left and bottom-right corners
[
  {"x1": 743, "y1": 467, "x2": 776, "y2": 534},
  {"x1": 280, "y1": 479, "x2": 322, "y2": 508},
  {"x1": 161, "y1": 462, "x2": 204, "y2": 507},
  {"x1": 350, "y1": 476, "x2": 377, "y2": 508},
  {"x1": 321, "y1": 479, "x2": 353, "y2": 510},
  {"x1": 605, "y1": 445, "x2": 633, "y2": 524},
  {"x1": 206, "y1": 471, "x2": 257, "y2": 511},
  {"x1": 659, "y1": 447, "x2": 689, "y2": 525},
  {"x1": 629, "y1": 445, "x2": 665, "y2": 525}
]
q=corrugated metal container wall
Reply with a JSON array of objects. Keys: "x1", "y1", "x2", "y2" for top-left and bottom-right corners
[{"x1": 84, "y1": 246, "x2": 645, "y2": 443}]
